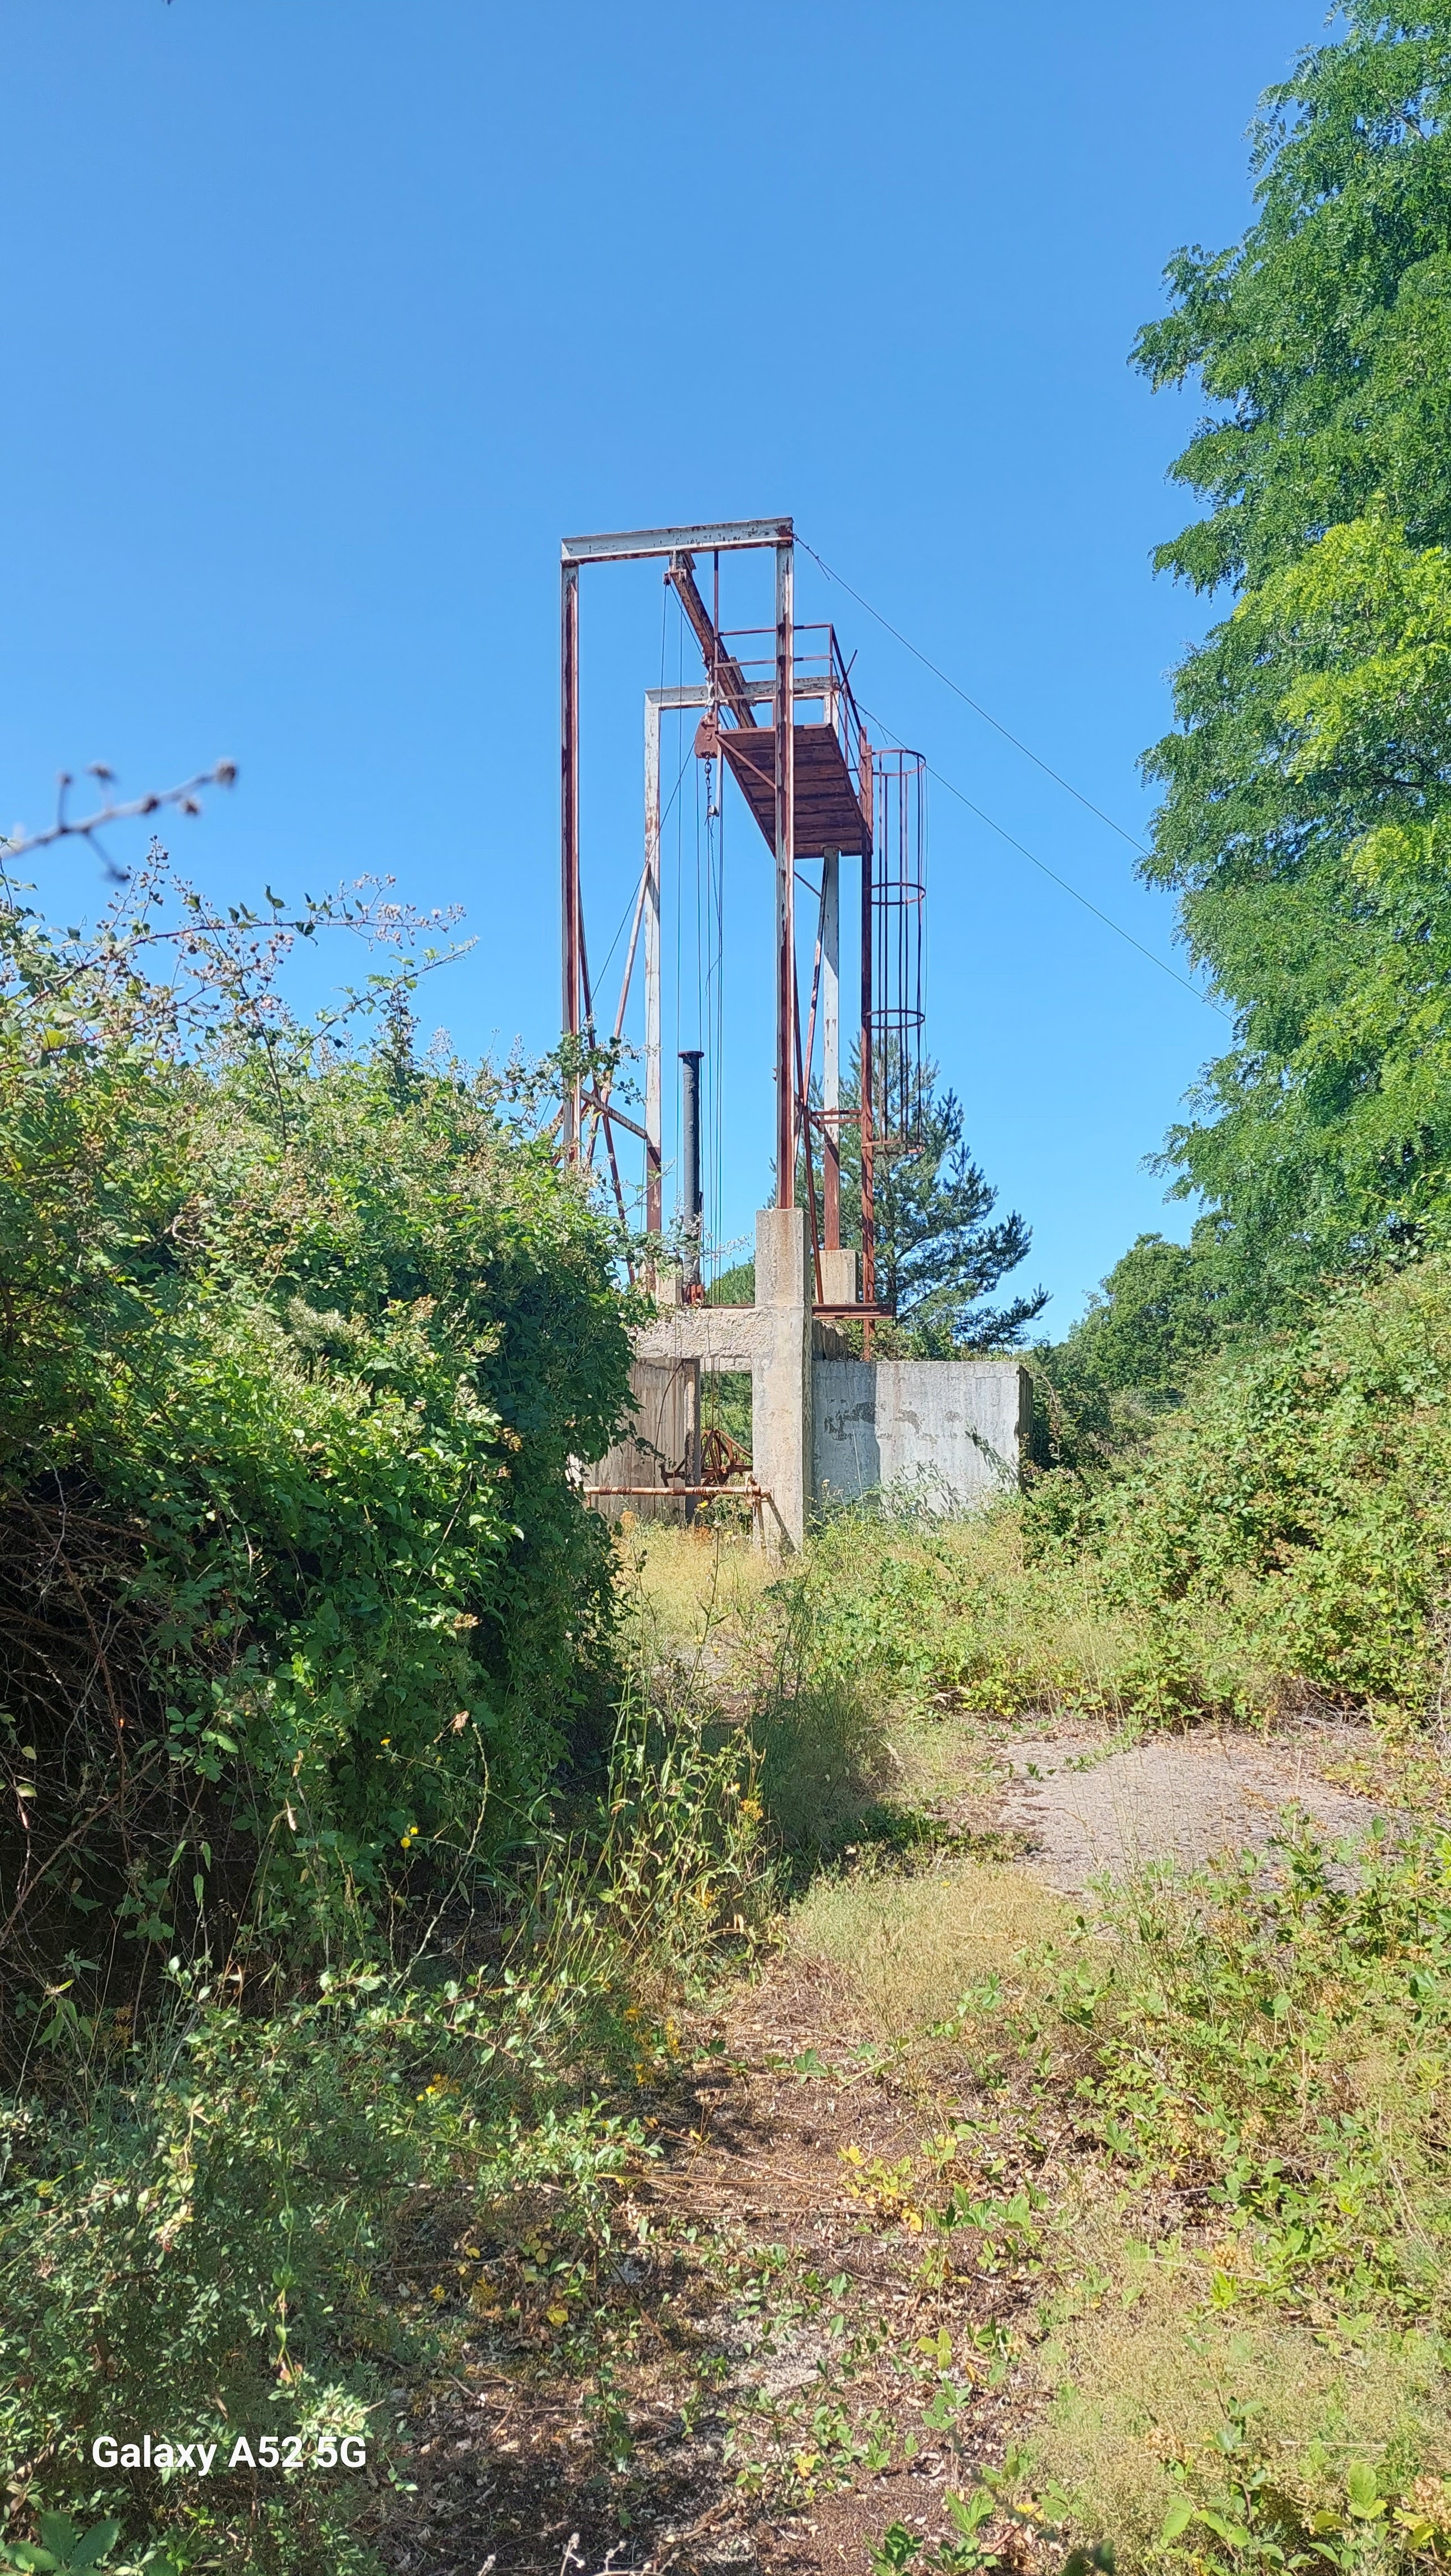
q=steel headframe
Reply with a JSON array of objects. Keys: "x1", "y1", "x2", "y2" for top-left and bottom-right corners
[
  {"x1": 558, "y1": 515, "x2": 883, "y2": 1316},
  {"x1": 560, "y1": 518, "x2": 797, "y2": 1216}
]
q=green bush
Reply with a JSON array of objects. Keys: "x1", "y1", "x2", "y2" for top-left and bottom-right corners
[
  {"x1": 1048, "y1": 1253, "x2": 1451, "y2": 1716},
  {"x1": 0, "y1": 1675, "x2": 765, "y2": 2574},
  {"x1": 0, "y1": 1963, "x2": 644, "y2": 2574},
  {"x1": 724, "y1": 1254, "x2": 1451, "y2": 1735},
  {"x1": 0, "y1": 867, "x2": 632, "y2": 2017}
]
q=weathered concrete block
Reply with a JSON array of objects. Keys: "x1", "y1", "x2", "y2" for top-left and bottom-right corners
[
  {"x1": 811, "y1": 1358, "x2": 1030, "y2": 1512},
  {"x1": 818, "y1": 1246, "x2": 858, "y2": 1306},
  {"x1": 592, "y1": 1208, "x2": 1029, "y2": 1549}
]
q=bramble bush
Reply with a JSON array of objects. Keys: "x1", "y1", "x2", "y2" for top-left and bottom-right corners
[
  {"x1": 754, "y1": 1251, "x2": 1451, "y2": 1735},
  {"x1": 0, "y1": 1676, "x2": 766, "y2": 2574},
  {"x1": 0, "y1": 841, "x2": 785, "y2": 2574},
  {"x1": 0, "y1": 850, "x2": 632, "y2": 2021}
]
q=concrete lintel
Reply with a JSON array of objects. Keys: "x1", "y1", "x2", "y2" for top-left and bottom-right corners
[{"x1": 632, "y1": 1308, "x2": 764, "y2": 1373}]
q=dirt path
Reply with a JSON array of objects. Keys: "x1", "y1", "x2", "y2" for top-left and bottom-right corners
[
  {"x1": 372, "y1": 1715, "x2": 1383, "y2": 2576},
  {"x1": 373, "y1": 1952, "x2": 1050, "y2": 2576}
]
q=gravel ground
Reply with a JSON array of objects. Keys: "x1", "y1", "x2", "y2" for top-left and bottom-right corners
[{"x1": 996, "y1": 1724, "x2": 1379, "y2": 1892}]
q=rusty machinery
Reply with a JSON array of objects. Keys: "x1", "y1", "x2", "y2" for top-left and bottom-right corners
[{"x1": 559, "y1": 517, "x2": 925, "y2": 1334}]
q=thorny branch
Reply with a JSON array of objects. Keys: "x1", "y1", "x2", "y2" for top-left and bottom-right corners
[{"x1": 1, "y1": 760, "x2": 238, "y2": 877}]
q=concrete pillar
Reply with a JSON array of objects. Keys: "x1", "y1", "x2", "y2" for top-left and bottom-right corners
[
  {"x1": 752, "y1": 1204, "x2": 811, "y2": 1551},
  {"x1": 818, "y1": 1246, "x2": 858, "y2": 1307}
]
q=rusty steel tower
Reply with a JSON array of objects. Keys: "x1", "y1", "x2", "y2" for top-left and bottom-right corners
[{"x1": 558, "y1": 516, "x2": 925, "y2": 1331}]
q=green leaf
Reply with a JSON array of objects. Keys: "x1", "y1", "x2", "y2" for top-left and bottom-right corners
[
  {"x1": 1196, "y1": 2510, "x2": 1250, "y2": 2546},
  {"x1": 1159, "y1": 2499, "x2": 1196, "y2": 2544},
  {"x1": 69, "y1": 2525, "x2": 122, "y2": 2572},
  {"x1": 1345, "y1": 2463, "x2": 1385, "y2": 2520},
  {"x1": 35, "y1": 2526, "x2": 81, "y2": 2565}
]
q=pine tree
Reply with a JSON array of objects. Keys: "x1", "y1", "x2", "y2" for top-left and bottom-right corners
[{"x1": 826, "y1": 1052, "x2": 1046, "y2": 1353}]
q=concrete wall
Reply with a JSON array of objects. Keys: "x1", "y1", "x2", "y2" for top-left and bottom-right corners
[
  {"x1": 592, "y1": 1208, "x2": 1031, "y2": 1546},
  {"x1": 811, "y1": 1358, "x2": 1030, "y2": 1513}
]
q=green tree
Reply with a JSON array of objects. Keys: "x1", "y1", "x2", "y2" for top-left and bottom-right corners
[
  {"x1": 1134, "y1": 6, "x2": 1451, "y2": 1300},
  {"x1": 1028, "y1": 1230, "x2": 1229, "y2": 1474},
  {"x1": 1153, "y1": 516, "x2": 1451, "y2": 1287},
  {"x1": 831, "y1": 1054, "x2": 1046, "y2": 1353},
  {"x1": 1134, "y1": 6, "x2": 1451, "y2": 597},
  {"x1": 1059, "y1": 1231, "x2": 1226, "y2": 1407}
]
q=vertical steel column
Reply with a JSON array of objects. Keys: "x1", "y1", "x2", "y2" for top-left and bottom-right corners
[
  {"x1": 821, "y1": 848, "x2": 840, "y2": 1250},
  {"x1": 773, "y1": 539, "x2": 796, "y2": 1207},
  {"x1": 860, "y1": 786, "x2": 876, "y2": 1343},
  {"x1": 642, "y1": 692, "x2": 663, "y2": 1237},
  {"x1": 560, "y1": 560, "x2": 582, "y2": 1159}
]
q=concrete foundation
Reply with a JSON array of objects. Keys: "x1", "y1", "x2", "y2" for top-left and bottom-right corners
[
  {"x1": 593, "y1": 1205, "x2": 1030, "y2": 1549},
  {"x1": 812, "y1": 1357, "x2": 1029, "y2": 1512}
]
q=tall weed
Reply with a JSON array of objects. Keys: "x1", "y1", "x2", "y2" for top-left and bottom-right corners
[{"x1": 0, "y1": 1686, "x2": 759, "y2": 2574}]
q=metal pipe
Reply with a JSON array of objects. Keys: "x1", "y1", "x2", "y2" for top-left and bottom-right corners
[
  {"x1": 821, "y1": 849, "x2": 841, "y2": 1249},
  {"x1": 583, "y1": 1483, "x2": 765, "y2": 1497},
  {"x1": 793, "y1": 963, "x2": 824, "y2": 1306},
  {"x1": 679, "y1": 1047, "x2": 703, "y2": 1290},
  {"x1": 860, "y1": 822, "x2": 876, "y2": 1349}
]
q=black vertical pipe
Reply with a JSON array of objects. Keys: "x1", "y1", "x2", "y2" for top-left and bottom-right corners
[{"x1": 679, "y1": 1048, "x2": 704, "y2": 1290}]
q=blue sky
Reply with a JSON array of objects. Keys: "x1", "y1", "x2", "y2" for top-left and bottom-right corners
[{"x1": 2, "y1": 0, "x2": 1328, "y2": 1327}]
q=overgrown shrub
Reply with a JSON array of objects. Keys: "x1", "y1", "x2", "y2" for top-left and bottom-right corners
[
  {"x1": 1026, "y1": 1822, "x2": 1451, "y2": 2569},
  {"x1": 749, "y1": 1258, "x2": 1451, "y2": 1733},
  {"x1": 0, "y1": 1677, "x2": 764, "y2": 2574},
  {"x1": 0, "y1": 860, "x2": 632, "y2": 2021},
  {"x1": 1038, "y1": 1254, "x2": 1451, "y2": 1717}
]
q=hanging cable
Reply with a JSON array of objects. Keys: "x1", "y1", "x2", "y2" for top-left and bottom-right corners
[
  {"x1": 672, "y1": 591, "x2": 684, "y2": 1203},
  {"x1": 856, "y1": 695, "x2": 1229, "y2": 1021},
  {"x1": 801, "y1": 535, "x2": 1153, "y2": 860}
]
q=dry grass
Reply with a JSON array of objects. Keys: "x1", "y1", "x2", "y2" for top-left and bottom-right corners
[
  {"x1": 616, "y1": 1521, "x2": 773, "y2": 1670},
  {"x1": 1033, "y1": 2236, "x2": 1449, "y2": 2557},
  {"x1": 619, "y1": 1501, "x2": 1275, "y2": 1741},
  {"x1": 790, "y1": 1857, "x2": 1069, "y2": 2040}
]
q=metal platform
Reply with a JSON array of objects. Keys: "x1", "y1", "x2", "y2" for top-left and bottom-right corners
[{"x1": 718, "y1": 721, "x2": 872, "y2": 859}]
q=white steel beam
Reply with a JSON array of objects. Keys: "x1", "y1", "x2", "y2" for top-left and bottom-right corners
[
  {"x1": 643, "y1": 692, "x2": 663, "y2": 1239},
  {"x1": 563, "y1": 517, "x2": 792, "y2": 565}
]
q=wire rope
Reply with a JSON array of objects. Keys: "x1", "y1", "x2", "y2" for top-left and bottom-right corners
[
  {"x1": 672, "y1": 591, "x2": 684, "y2": 1216},
  {"x1": 856, "y1": 694, "x2": 1229, "y2": 1021},
  {"x1": 592, "y1": 735, "x2": 698, "y2": 993},
  {"x1": 801, "y1": 535, "x2": 1152, "y2": 860}
]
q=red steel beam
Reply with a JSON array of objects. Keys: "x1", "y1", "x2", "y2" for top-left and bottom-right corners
[
  {"x1": 666, "y1": 553, "x2": 759, "y2": 731},
  {"x1": 774, "y1": 540, "x2": 796, "y2": 1208}
]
